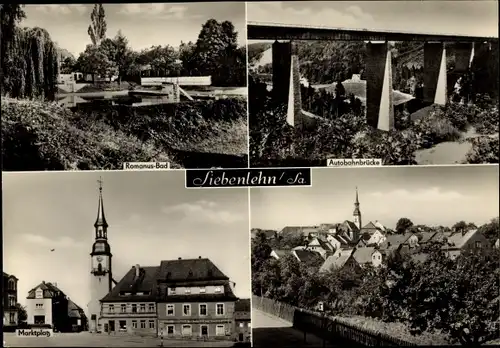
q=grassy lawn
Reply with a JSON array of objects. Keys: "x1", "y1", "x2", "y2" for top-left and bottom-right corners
[{"x1": 1, "y1": 97, "x2": 247, "y2": 170}]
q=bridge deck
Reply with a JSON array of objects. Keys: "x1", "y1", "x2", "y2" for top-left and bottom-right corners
[
  {"x1": 252, "y1": 308, "x2": 337, "y2": 347},
  {"x1": 248, "y1": 22, "x2": 498, "y2": 42}
]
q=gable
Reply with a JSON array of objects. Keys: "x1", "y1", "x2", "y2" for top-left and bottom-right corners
[{"x1": 362, "y1": 221, "x2": 378, "y2": 230}]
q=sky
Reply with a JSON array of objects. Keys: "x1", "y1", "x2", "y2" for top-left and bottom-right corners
[
  {"x1": 251, "y1": 165, "x2": 499, "y2": 231},
  {"x1": 247, "y1": 1, "x2": 499, "y2": 39},
  {"x1": 3, "y1": 171, "x2": 250, "y2": 311},
  {"x1": 21, "y1": 3, "x2": 247, "y2": 57}
]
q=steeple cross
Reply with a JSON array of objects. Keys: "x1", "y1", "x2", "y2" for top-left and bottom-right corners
[{"x1": 97, "y1": 177, "x2": 103, "y2": 192}]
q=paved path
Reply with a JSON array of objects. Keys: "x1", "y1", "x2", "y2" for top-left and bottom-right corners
[
  {"x1": 3, "y1": 332, "x2": 235, "y2": 347},
  {"x1": 252, "y1": 309, "x2": 336, "y2": 347}
]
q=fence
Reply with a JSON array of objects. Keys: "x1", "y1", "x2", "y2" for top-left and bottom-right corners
[{"x1": 253, "y1": 296, "x2": 416, "y2": 347}]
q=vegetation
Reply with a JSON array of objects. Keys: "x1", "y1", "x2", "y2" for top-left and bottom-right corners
[{"x1": 252, "y1": 217, "x2": 500, "y2": 346}]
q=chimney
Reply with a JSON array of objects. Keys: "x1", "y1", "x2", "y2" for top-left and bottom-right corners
[
  {"x1": 135, "y1": 264, "x2": 140, "y2": 278},
  {"x1": 198, "y1": 256, "x2": 201, "y2": 259},
  {"x1": 42, "y1": 281, "x2": 45, "y2": 284},
  {"x1": 178, "y1": 257, "x2": 182, "y2": 260}
]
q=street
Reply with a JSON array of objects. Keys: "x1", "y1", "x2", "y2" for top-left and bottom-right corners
[
  {"x1": 252, "y1": 308, "x2": 336, "y2": 347},
  {"x1": 3, "y1": 332, "x2": 236, "y2": 347}
]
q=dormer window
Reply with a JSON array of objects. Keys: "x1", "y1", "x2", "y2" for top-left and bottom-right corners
[
  {"x1": 214, "y1": 286, "x2": 221, "y2": 293},
  {"x1": 199, "y1": 287, "x2": 206, "y2": 293},
  {"x1": 35, "y1": 289, "x2": 43, "y2": 299},
  {"x1": 170, "y1": 288, "x2": 176, "y2": 295},
  {"x1": 185, "y1": 288, "x2": 191, "y2": 294}
]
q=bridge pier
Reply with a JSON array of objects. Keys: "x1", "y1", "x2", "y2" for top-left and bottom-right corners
[
  {"x1": 424, "y1": 42, "x2": 447, "y2": 105},
  {"x1": 365, "y1": 41, "x2": 394, "y2": 131}
]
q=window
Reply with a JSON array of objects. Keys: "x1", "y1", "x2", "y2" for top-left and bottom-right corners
[
  {"x1": 149, "y1": 320, "x2": 155, "y2": 329},
  {"x1": 9, "y1": 313, "x2": 16, "y2": 324},
  {"x1": 475, "y1": 241, "x2": 482, "y2": 248},
  {"x1": 199, "y1": 304, "x2": 207, "y2": 316},
  {"x1": 201, "y1": 325, "x2": 208, "y2": 337},
  {"x1": 185, "y1": 288, "x2": 191, "y2": 294},
  {"x1": 36, "y1": 303, "x2": 43, "y2": 309},
  {"x1": 239, "y1": 322, "x2": 245, "y2": 328},
  {"x1": 132, "y1": 304, "x2": 137, "y2": 313},
  {"x1": 119, "y1": 320, "x2": 126, "y2": 330},
  {"x1": 199, "y1": 287, "x2": 206, "y2": 293},
  {"x1": 121, "y1": 304, "x2": 126, "y2": 313},
  {"x1": 140, "y1": 320, "x2": 146, "y2": 329},
  {"x1": 8, "y1": 279, "x2": 15, "y2": 290},
  {"x1": 34, "y1": 315, "x2": 45, "y2": 324},
  {"x1": 216, "y1": 325, "x2": 225, "y2": 336},
  {"x1": 167, "y1": 325, "x2": 174, "y2": 335},
  {"x1": 9, "y1": 296, "x2": 15, "y2": 307},
  {"x1": 109, "y1": 304, "x2": 115, "y2": 313},
  {"x1": 170, "y1": 287, "x2": 176, "y2": 295},
  {"x1": 214, "y1": 287, "x2": 221, "y2": 293},
  {"x1": 166, "y1": 304, "x2": 174, "y2": 316},
  {"x1": 182, "y1": 325, "x2": 192, "y2": 336},
  {"x1": 216, "y1": 303, "x2": 224, "y2": 315},
  {"x1": 183, "y1": 304, "x2": 191, "y2": 316},
  {"x1": 140, "y1": 304, "x2": 146, "y2": 312},
  {"x1": 132, "y1": 320, "x2": 137, "y2": 329},
  {"x1": 35, "y1": 289, "x2": 43, "y2": 299},
  {"x1": 148, "y1": 304, "x2": 155, "y2": 312}
]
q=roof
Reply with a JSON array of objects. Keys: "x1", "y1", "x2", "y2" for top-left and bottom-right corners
[
  {"x1": 280, "y1": 226, "x2": 319, "y2": 236},
  {"x1": 343, "y1": 220, "x2": 359, "y2": 232},
  {"x1": 319, "y1": 251, "x2": 353, "y2": 272},
  {"x1": 67, "y1": 299, "x2": 85, "y2": 318},
  {"x1": 309, "y1": 238, "x2": 334, "y2": 251},
  {"x1": 27, "y1": 282, "x2": 66, "y2": 299},
  {"x1": 373, "y1": 221, "x2": 386, "y2": 231},
  {"x1": 352, "y1": 247, "x2": 376, "y2": 265},
  {"x1": 410, "y1": 253, "x2": 429, "y2": 264},
  {"x1": 379, "y1": 234, "x2": 412, "y2": 251},
  {"x1": 294, "y1": 249, "x2": 324, "y2": 264},
  {"x1": 3, "y1": 272, "x2": 18, "y2": 280},
  {"x1": 235, "y1": 299, "x2": 250, "y2": 312},
  {"x1": 271, "y1": 249, "x2": 289, "y2": 258},
  {"x1": 101, "y1": 266, "x2": 159, "y2": 302},
  {"x1": 158, "y1": 258, "x2": 229, "y2": 282},
  {"x1": 416, "y1": 231, "x2": 438, "y2": 244},
  {"x1": 161, "y1": 282, "x2": 237, "y2": 303},
  {"x1": 445, "y1": 229, "x2": 479, "y2": 249},
  {"x1": 361, "y1": 221, "x2": 379, "y2": 231}
]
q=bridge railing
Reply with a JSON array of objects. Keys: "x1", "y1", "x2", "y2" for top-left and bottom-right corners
[{"x1": 253, "y1": 296, "x2": 416, "y2": 347}]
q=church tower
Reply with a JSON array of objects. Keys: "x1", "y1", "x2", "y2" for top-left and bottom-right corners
[
  {"x1": 88, "y1": 178, "x2": 113, "y2": 333},
  {"x1": 353, "y1": 187, "x2": 362, "y2": 231}
]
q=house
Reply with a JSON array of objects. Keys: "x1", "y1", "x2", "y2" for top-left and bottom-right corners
[
  {"x1": 67, "y1": 299, "x2": 88, "y2": 332},
  {"x1": 279, "y1": 226, "x2": 319, "y2": 239},
  {"x1": 233, "y1": 299, "x2": 251, "y2": 343},
  {"x1": 292, "y1": 249, "x2": 324, "y2": 266},
  {"x1": 319, "y1": 249, "x2": 354, "y2": 273},
  {"x1": 442, "y1": 229, "x2": 488, "y2": 259},
  {"x1": 373, "y1": 221, "x2": 387, "y2": 232},
  {"x1": 350, "y1": 247, "x2": 377, "y2": 268},
  {"x1": 26, "y1": 281, "x2": 85, "y2": 332},
  {"x1": 100, "y1": 264, "x2": 159, "y2": 336},
  {"x1": 378, "y1": 234, "x2": 413, "y2": 255},
  {"x1": 359, "y1": 222, "x2": 387, "y2": 246},
  {"x1": 307, "y1": 237, "x2": 334, "y2": 259},
  {"x1": 156, "y1": 257, "x2": 238, "y2": 341},
  {"x1": 269, "y1": 249, "x2": 289, "y2": 260},
  {"x1": 3, "y1": 272, "x2": 19, "y2": 329},
  {"x1": 338, "y1": 220, "x2": 360, "y2": 242},
  {"x1": 370, "y1": 249, "x2": 385, "y2": 268}
]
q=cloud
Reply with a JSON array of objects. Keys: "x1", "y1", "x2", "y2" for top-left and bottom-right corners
[
  {"x1": 32, "y1": 5, "x2": 88, "y2": 15},
  {"x1": 247, "y1": 2, "x2": 376, "y2": 29},
  {"x1": 21, "y1": 233, "x2": 85, "y2": 249},
  {"x1": 119, "y1": 4, "x2": 188, "y2": 19},
  {"x1": 369, "y1": 187, "x2": 464, "y2": 202},
  {"x1": 162, "y1": 200, "x2": 244, "y2": 224}
]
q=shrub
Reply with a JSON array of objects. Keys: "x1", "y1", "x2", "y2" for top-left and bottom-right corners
[
  {"x1": 351, "y1": 128, "x2": 421, "y2": 165},
  {"x1": 412, "y1": 111, "x2": 461, "y2": 148},
  {"x1": 440, "y1": 104, "x2": 472, "y2": 131},
  {"x1": 465, "y1": 136, "x2": 499, "y2": 164},
  {"x1": 473, "y1": 106, "x2": 499, "y2": 135}
]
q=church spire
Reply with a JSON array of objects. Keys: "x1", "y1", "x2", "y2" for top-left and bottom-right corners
[
  {"x1": 94, "y1": 177, "x2": 108, "y2": 235},
  {"x1": 353, "y1": 186, "x2": 361, "y2": 216}
]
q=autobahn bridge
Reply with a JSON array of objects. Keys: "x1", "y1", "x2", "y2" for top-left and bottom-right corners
[{"x1": 248, "y1": 21, "x2": 499, "y2": 131}]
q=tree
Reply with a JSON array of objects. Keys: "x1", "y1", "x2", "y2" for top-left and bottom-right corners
[
  {"x1": 452, "y1": 221, "x2": 469, "y2": 233},
  {"x1": 1, "y1": 4, "x2": 26, "y2": 95},
  {"x1": 396, "y1": 218, "x2": 414, "y2": 234},
  {"x1": 16, "y1": 303, "x2": 27, "y2": 322},
  {"x1": 477, "y1": 217, "x2": 499, "y2": 245},
  {"x1": 77, "y1": 44, "x2": 116, "y2": 83},
  {"x1": 405, "y1": 248, "x2": 500, "y2": 345},
  {"x1": 60, "y1": 56, "x2": 76, "y2": 74},
  {"x1": 87, "y1": 4, "x2": 106, "y2": 46}
]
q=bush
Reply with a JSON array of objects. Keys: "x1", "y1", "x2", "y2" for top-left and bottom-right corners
[
  {"x1": 465, "y1": 136, "x2": 499, "y2": 164},
  {"x1": 412, "y1": 111, "x2": 461, "y2": 148},
  {"x1": 473, "y1": 106, "x2": 499, "y2": 135}
]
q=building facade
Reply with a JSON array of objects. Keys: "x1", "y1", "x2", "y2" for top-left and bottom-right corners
[
  {"x1": 233, "y1": 299, "x2": 251, "y2": 342},
  {"x1": 100, "y1": 265, "x2": 158, "y2": 336},
  {"x1": 88, "y1": 180, "x2": 115, "y2": 333},
  {"x1": 3, "y1": 273, "x2": 19, "y2": 328},
  {"x1": 157, "y1": 257, "x2": 238, "y2": 340}
]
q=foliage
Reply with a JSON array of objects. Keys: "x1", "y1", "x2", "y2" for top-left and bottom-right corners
[
  {"x1": 60, "y1": 56, "x2": 76, "y2": 74},
  {"x1": 452, "y1": 221, "x2": 476, "y2": 233},
  {"x1": 16, "y1": 303, "x2": 28, "y2": 322},
  {"x1": 477, "y1": 217, "x2": 499, "y2": 246},
  {"x1": 77, "y1": 44, "x2": 117, "y2": 82},
  {"x1": 87, "y1": 4, "x2": 107, "y2": 46},
  {"x1": 395, "y1": 218, "x2": 414, "y2": 234},
  {"x1": 411, "y1": 107, "x2": 462, "y2": 148},
  {"x1": 465, "y1": 136, "x2": 499, "y2": 164}
]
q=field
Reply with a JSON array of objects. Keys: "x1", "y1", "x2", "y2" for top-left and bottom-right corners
[{"x1": 1, "y1": 97, "x2": 248, "y2": 170}]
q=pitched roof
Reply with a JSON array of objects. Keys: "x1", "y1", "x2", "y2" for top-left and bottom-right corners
[
  {"x1": 319, "y1": 251, "x2": 353, "y2": 272},
  {"x1": 343, "y1": 220, "x2": 359, "y2": 232},
  {"x1": 235, "y1": 299, "x2": 250, "y2": 312},
  {"x1": 309, "y1": 238, "x2": 334, "y2": 251},
  {"x1": 67, "y1": 299, "x2": 85, "y2": 318},
  {"x1": 373, "y1": 221, "x2": 386, "y2": 231},
  {"x1": 294, "y1": 249, "x2": 323, "y2": 264},
  {"x1": 158, "y1": 258, "x2": 228, "y2": 282},
  {"x1": 446, "y1": 229, "x2": 480, "y2": 249},
  {"x1": 416, "y1": 231, "x2": 438, "y2": 243},
  {"x1": 163, "y1": 282, "x2": 237, "y2": 303},
  {"x1": 280, "y1": 226, "x2": 319, "y2": 236},
  {"x1": 352, "y1": 247, "x2": 376, "y2": 265},
  {"x1": 27, "y1": 282, "x2": 66, "y2": 299},
  {"x1": 271, "y1": 249, "x2": 289, "y2": 258},
  {"x1": 101, "y1": 266, "x2": 159, "y2": 302},
  {"x1": 361, "y1": 221, "x2": 379, "y2": 231},
  {"x1": 379, "y1": 234, "x2": 412, "y2": 251}
]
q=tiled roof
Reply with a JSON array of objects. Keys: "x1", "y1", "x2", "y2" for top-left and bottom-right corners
[
  {"x1": 235, "y1": 299, "x2": 250, "y2": 312},
  {"x1": 101, "y1": 266, "x2": 159, "y2": 302},
  {"x1": 3, "y1": 272, "x2": 18, "y2": 280},
  {"x1": 161, "y1": 283, "x2": 237, "y2": 303},
  {"x1": 309, "y1": 238, "x2": 334, "y2": 251},
  {"x1": 445, "y1": 229, "x2": 479, "y2": 249},
  {"x1": 352, "y1": 247, "x2": 376, "y2": 265},
  {"x1": 158, "y1": 258, "x2": 228, "y2": 282},
  {"x1": 68, "y1": 299, "x2": 85, "y2": 318},
  {"x1": 271, "y1": 249, "x2": 289, "y2": 258},
  {"x1": 343, "y1": 220, "x2": 359, "y2": 232},
  {"x1": 280, "y1": 226, "x2": 319, "y2": 236},
  {"x1": 379, "y1": 234, "x2": 412, "y2": 251},
  {"x1": 27, "y1": 282, "x2": 66, "y2": 299},
  {"x1": 416, "y1": 231, "x2": 438, "y2": 243},
  {"x1": 294, "y1": 249, "x2": 324, "y2": 264},
  {"x1": 373, "y1": 221, "x2": 386, "y2": 231},
  {"x1": 361, "y1": 221, "x2": 379, "y2": 231},
  {"x1": 319, "y1": 251, "x2": 353, "y2": 272}
]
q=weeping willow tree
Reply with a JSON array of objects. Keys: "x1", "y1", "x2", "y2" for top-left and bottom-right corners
[{"x1": 2, "y1": 25, "x2": 59, "y2": 101}]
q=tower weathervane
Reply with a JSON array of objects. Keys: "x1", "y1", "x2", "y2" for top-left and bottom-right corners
[{"x1": 97, "y1": 177, "x2": 103, "y2": 192}]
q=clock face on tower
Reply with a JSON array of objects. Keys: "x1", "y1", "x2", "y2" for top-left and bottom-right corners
[{"x1": 96, "y1": 256, "x2": 103, "y2": 262}]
